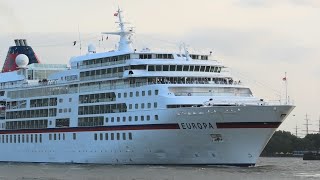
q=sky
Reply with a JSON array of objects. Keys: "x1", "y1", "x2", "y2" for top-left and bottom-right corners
[{"x1": 0, "y1": 0, "x2": 319, "y2": 136}]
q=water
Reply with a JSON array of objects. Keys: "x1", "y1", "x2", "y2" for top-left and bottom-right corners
[{"x1": 0, "y1": 157, "x2": 319, "y2": 180}]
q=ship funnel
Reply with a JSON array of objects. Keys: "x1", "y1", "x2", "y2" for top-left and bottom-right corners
[
  {"x1": 14, "y1": 39, "x2": 20, "y2": 46},
  {"x1": 19, "y1": 39, "x2": 25, "y2": 46},
  {"x1": 23, "y1": 39, "x2": 28, "y2": 46},
  {"x1": 1, "y1": 39, "x2": 41, "y2": 72}
]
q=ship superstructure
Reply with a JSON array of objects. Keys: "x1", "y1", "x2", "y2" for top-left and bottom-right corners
[{"x1": 0, "y1": 8, "x2": 294, "y2": 166}]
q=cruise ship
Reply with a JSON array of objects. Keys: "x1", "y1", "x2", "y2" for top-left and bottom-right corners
[{"x1": 0, "y1": 9, "x2": 294, "y2": 166}]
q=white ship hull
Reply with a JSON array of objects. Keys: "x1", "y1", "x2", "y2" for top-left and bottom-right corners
[{"x1": 0, "y1": 105, "x2": 293, "y2": 166}]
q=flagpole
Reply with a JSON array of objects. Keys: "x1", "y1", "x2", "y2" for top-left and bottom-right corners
[{"x1": 285, "y1": 72, "x2": 287, "y2": 105}]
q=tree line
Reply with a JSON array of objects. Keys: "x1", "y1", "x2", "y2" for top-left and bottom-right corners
[{"x1": 261, "y1": 131, "x2": 320, "y2": 156}]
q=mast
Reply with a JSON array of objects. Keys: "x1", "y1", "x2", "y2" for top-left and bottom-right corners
[
  {"x1": 102, "y1": 7, "x2": 134, "y2": 52},
  {"x1": 295, "y1": 124, "x2": 298, "y2": 137},
  {"x1": 303, "y1": 114, "x2": 310, "y2": 135}
]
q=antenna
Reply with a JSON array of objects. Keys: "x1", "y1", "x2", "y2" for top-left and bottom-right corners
[{"x1": 78, "y1": 24, "x2": 82, "y2": 55}]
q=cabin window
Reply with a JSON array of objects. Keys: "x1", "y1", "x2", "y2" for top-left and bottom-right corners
[
  {"x1": 169, "y1": 65, "x2": 176, "y2": 71},
  {"x1": 177, "y1": 65, "x2": 183, "y2": 71},
  {"x1": 117, "y1": 133, "x2": 120, "y2": 140},
  {"x1": 148, "y1": 65, "x2": 155, "y2": 71},
  {"x1": 156, "y1": 65, "x2": 162, "y2": 71},
  {"x1": 189, "y1": 66, "x2": 194, "y2": 71}
]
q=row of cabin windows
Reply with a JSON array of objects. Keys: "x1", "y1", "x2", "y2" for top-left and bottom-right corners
[
  {"x1": 7, "y1": 85, "x2": 78, "y2": 99},
  {"x1": 94, "y1": 132, "x2": 133, "y2": 141},
  {"x1": 58, "y1": 98, "x2": 72, "y2": 103},
  {"x1": 6, "y1": 100, "x2": 27, "y2": 110},
  {"x1": 189, "y1": 54, "x2": 209, "y2": 60},
  {"x1": 79, "y1": 65, "x2": 148, "y2": 81},
  {"x1": 5, "y1": 119, "x2": 48, "y2": 130},
  {"x1": 78, "y1": 103, "x2": 127, "y2": 115},
  {"x1": 147, "y1": 77, "x2": 225, "y2": 85},
  {"x1": 79, "y1": 92, "x2": 116, "y2": 104},
  {"x1": 49, "y1": 133, "x2": 66, "y2": 140},
  {"x1": 0, "y1": 134, "x2": 42, "y2": 143},
  {"x1": 80, "y1": 66, "x2": 126, "y2": 79},
  {"x1": 6, "y1": 108, "x2": 57, "y2": 119},
  {"x1": 128, "y1": 102, "x2": 157, "y2": 110},
  {"x1": 117, "y1": 90, "x2": 158, "y2": 98},
  {"x1": 30, "y1": 98, "x2": 57, "y2": 108},
  {"x1": 58, "y1": 108, "x2": 71, "y2": 113},
  {"x1": 81, "y1": 54, "x2": 130, "y2": 66},
  {"x1": 139, "y1": 54, "x2": 174, "y2": 59},
  {"x1": 78, "y1": 116, "x2": 104, "y2": 127},
  {"x1": 81, "y1": 53, "x2": 175, "y2": 67},
  {"x1": 167, "y1": 104, "x2": 202, "y2": 108},
  {"x1": 106, "y1": 115, "x2": 159, "y2": 123},
  {"x1": 148, "y1": 65, "x2": 221, "y2": 73}
]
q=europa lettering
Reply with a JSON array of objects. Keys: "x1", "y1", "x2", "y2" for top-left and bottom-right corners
[{"x1": 180, "y1": 123, "x2": 214, "y2": 130}]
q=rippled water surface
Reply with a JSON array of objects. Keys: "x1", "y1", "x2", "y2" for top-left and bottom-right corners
[{"x1": 0, "y1": 157, "x2": 319, "y2": 180}]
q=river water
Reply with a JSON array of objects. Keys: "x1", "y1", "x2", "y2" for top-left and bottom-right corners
[{"x1": 0, "y1": 157, "x2": 319, "y2": 180}]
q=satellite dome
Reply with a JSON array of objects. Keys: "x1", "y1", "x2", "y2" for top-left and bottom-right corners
[
  {"x1": 88, "y1": 44, "x2": 96, "y2": 53},
  {"x1": 15, "y1": 54, "x2": 29, "y2": 68}
]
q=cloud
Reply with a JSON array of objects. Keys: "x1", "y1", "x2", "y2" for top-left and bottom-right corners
[{"x1": 234, "y1": 0, "x2": 320, "y2": 7}]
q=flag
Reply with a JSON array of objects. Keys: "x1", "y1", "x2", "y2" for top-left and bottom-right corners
[
  {"x1": 73, "y1": 41, "x2": 77, "y2": 46},
  {"x1": 114, "y1": 12, "x2": 118, "y2": 16}
]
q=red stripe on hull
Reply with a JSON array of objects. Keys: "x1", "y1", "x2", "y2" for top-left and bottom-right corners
[{"x1": 216, "y1": 122, "x2": 281, "y2": 129}]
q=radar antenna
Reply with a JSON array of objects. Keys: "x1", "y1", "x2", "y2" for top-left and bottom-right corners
[{"x1": 102, "y1": 7, "x2": 134, "y2": 52}]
